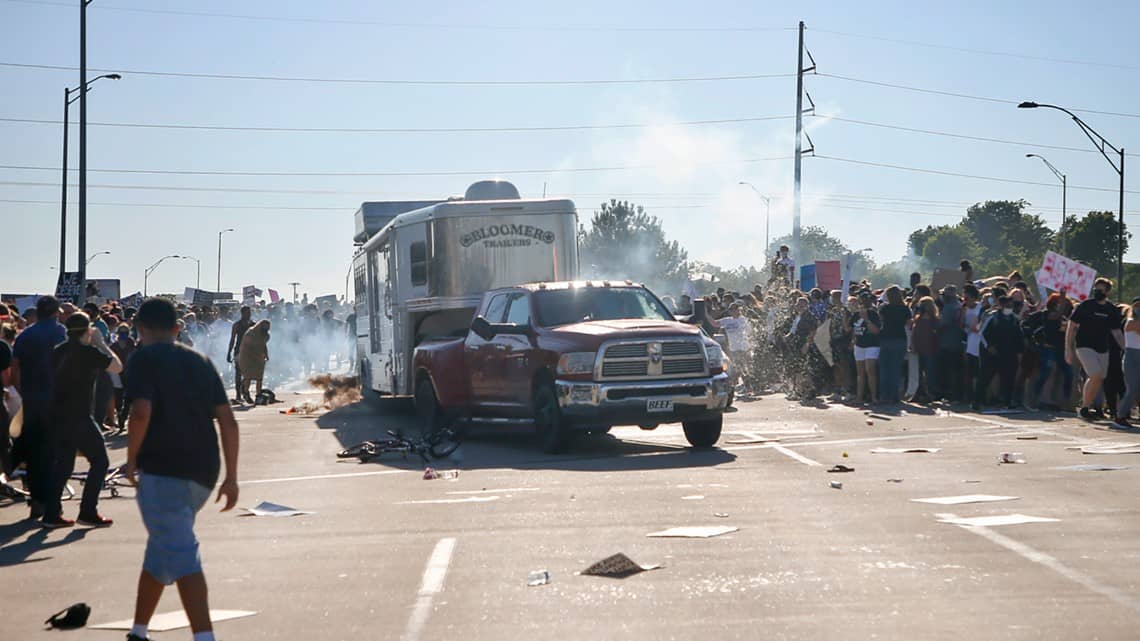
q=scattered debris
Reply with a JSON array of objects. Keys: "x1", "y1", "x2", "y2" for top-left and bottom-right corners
[
  {"x1": 308, "y1": 373, "x2": 362, "y2": 409},
  {"x1": 681, "y1": 495, "x2": 705, "y2": 500},
  {"x1": 912, "y1": 495, "x2": 1019, "y2": 506},
  {"x1": 422, "y1": 468, "x2": 459, "y2": 480},
  {"x1": 581, "y1": 553, "x2": 662, "y2": 578},
  {"x1": 829, "y1": 481, "x2": 843, "y2": 490},
  {"x1": 713, "y1": 512, "x2": 729, "y2": 518},
  {"x1": 886, "y1": 478, "x2": 904, "y2": 483},
  {"x1": 842, "y1": 451, "x2": 849, "y2": 458},
  {"x1": 1081, "y1": 444, "x2": 1140, "y2": 455},
  {"x1": 280, "y1": 401, "x2": 324, "y2": 416},
  {"x1": 999, "y1": 452, "x2": 1027, "y2": 464},
  {"x1": 870, "y1": 447, "x2": 941, "y2": 454},
  {"x1": 866, "y1": 419, "x2": 874, "y2": 426},
  {"x1": 423, "y1": 468, "x2": 440, "y2": 480},
  {"x1": 396, "y1": 496, "x2": 500, "y2": 505},
  {"x1": 241, "y1": 501, "x2": 314, "y2": 517},
  {"x1": 646, "y1": 526, "x2": 738, "y2": 538},
  {"x1": 90, "y1": 610, "x2": 257, "y2": 632},
  {"x1": 962, "y1": 480, "x2": 982, "y2": 484},
  {"x1": 827, "y1": 464, "x2": 855, "y2": 473},
  {"x1": 527, "y1": 570, "x2": 551, "y2": 586},
  {"x1": 936, "y1": 514, "x2": 1059, "y2": 527},
  {"x1": 1053, "y1": 464, "x2": 1129, "y2": 472},
  {"x1": 1015, "y1": 435, "x2": 1039, "y2": 440}
]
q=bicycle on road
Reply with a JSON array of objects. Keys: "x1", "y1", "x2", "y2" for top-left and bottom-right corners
[{"x1": 336, "y1": 427, "x2": 461, "y2": 464}]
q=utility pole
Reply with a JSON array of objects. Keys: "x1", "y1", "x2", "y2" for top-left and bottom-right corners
[
  {"x1": 78, "y1": 0, "x2": 89, "y2": 292},
  {"x1": 1120, "y1": 149, "x2": 1126, "y2": 289},
  {"x1": 792, "y1": 20, "x2": 815, "y2": 274},
  {"x1": 59, "y1": 87, "x2": 69, "y2": 274}
]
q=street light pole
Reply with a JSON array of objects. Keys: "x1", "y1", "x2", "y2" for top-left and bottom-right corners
[
  {"x1": 289, "y1": 282, "x2": 301, "y2": 304},
  {"x1": 1019, "y1": 101, "x2": 1125, "y2": 288},
  {"x1": 739, "y1": 181, "x2": 772, "y2": 254},
  {"x1": 60, "y1": 71, "x2": 119, "y2": 275},
  {"x1": 182, "y1": 256, "x2": 201, "y2": 289},
  {"x1": 86, "y1": 250, "x2": 110, "y2": 268},
  {"x1": 78, "y1": 0, "x2": 89, "y2": 291},
  {"x1": 1026, "y1": 154, "x2": 1068, "y2": 253},
  {"x1": 143, "y1": 254, "x2": 182, "y2": 297},
  {"x1": 217, "y1": 228, "x2": 234, "y2": 293}
]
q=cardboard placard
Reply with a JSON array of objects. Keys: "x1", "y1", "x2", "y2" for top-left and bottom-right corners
[
  {"x1": 54, "y1": 271, "x2": 83, "y2": 304},
  {"x1": 930, "y1": 267, "x2": 966, "y2": 292},
  {"x1": 814, "y1": 260, "x2": 841, "y2": 291},
  {"x1": 1036, "y1": 251, "x2": 1096, "y2": 301}
]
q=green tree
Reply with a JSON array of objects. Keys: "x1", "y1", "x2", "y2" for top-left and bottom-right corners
[
  {"x1": 962, "y1": 199, "x2": 1054, "y2": 261},
  {"x1": 578, "y1": 200, "x2": 689, "y2": 291},
  {"x1": 1062, "y1": 211, "x2": 1132, "y2": 275},
  {"x1": 920, "y1": 225, "x2": 982, "y2": 269}
]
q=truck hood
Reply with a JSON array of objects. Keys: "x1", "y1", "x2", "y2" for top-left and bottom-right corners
[{"x1": 548, "y1": 318, "x2": 704, "y2": 343}]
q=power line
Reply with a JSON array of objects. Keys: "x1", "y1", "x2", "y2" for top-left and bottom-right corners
[
  {"x1": 4, "y1": 0, "x2": 795, "y2": 32},
  {"x1": 0, "y1": 114, "x2": 794, "y2": 134},
  {"x1": 0, "y1": 198, "x2": 708, "y2": 211},
  {"x1": 0, "y1": 61, "x2": 795, "y2": 86},
  {"x1": 0, "y1": 156, "x2": 794, "y2": 177},
  {"x1": 812, "y1": 27, "x2": 1140, "y2": 72},
  {"x1": 817, "y1": 73, "x2": 1140, "y2": 120},
  {"x1": 814, "y1": 155, "x2": 1140, "y2": 195}
]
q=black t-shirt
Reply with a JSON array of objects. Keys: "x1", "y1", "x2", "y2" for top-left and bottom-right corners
[
  {"x1": 126, "y1": 342, "x2": 229, "y2": 489},
  {"x1": 1071, "y1": 299, "x2": 1122, "y2": 353},
  {"x1": 0, "y1": 339, "x2": 11, "y2": 372},
  {"x1": 851, "y1": 309, "x2": 881, "y2": 348},
  {"x1": 51, "y1": 341, "x2": 111, "y2": 421},
  {"x1": 879, "y1": 303, "x2": 911, "y2": 341}
]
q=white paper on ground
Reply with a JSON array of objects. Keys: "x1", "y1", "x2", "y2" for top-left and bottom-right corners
[
  {"x1": 870, "y1": 447, "x2": 942, "y2": 454},
  {"x1": 681, "y1": 495, "x2": 705, "y2": 500},
  {"x1": 242, "y1": 501, "x2": 314, "y2": 517},
  {"x1": 937, "y1": 514, "x2": 1059, "y2": 527},
  {"x1": 912, "y1": 494, "x2": 1019, "y2": 505},
  {"x1": 646, "y1": 525, "x2": 739, "y2": 538},
  {"x1": 90, "y1": 610, "x2": 257, "y2": 631},
  {"x1": 1053, "y1": 464, "x2": 1129, "y2": 471}
]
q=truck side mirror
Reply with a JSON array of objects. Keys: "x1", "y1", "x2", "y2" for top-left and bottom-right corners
[{"x1": 471, "y1": 316, "x2": 495, "y2": 341}]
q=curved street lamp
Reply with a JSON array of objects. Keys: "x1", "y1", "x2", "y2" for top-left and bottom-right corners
[
  {"x1": 182, "y1": 255, "x2": 202, "y2": 290},
  {"x1": 86, "y1": 250, "x2": 111, "y2": 268},
  {"x1": 144, "y1": 254, "x2": 182, "y2": 296},
  {"x1": 60, "y1": 72, "x2": 121, "y2": 274},
  {"x1": 738, "y1": 181, "x2": 772, "y2": 255},
  {"x1": 1025, "y1": 153, "x2": 1067, "y2": 253},
  {"x1": 1019, "y1": 101, "x2": 1124, "y2": 286}
]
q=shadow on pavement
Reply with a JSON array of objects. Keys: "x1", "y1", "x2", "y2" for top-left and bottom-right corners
[
  {"x1": 0, "y1": 524, "x2": 89, "y2": 567},
  {"x1": 314, "y1": 402, "x2": 738, "y2": 472}
]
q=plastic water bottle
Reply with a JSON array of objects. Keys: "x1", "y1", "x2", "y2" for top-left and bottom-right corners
[{"x1": 527, "y1": 570, "x2": 551, "y2": 586}]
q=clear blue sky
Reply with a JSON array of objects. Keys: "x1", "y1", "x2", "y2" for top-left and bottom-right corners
[{"x1": 3, "y1": 0, "x2": 1139, "y2": 298}]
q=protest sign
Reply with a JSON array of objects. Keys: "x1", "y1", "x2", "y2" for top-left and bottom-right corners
[
  {"x1": 268, "y1": 289, "x2": 281, "y2": 304},
  {"x1": 1036, "y1": 251, "x2": 1096, "y2": 301},
  {"x1": 799, "y1": 264, "x2": 816, "y2": 291},
  {"x1": 815, "y1": 261, "x2": 841, "y2": 291},
  {"x1": 931, "y1": 268, "x2": 966, "y2": 292},
  {"x1": 55, "y1": 272, "x2": 83, "y2": 304}
]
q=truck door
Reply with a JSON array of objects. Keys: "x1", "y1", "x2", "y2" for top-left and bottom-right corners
[
  {"x1": 466, "y1": 293, "x2": 510, "y2": 408},
  {"x1": 499, "y1": 292, "x2": 536, "y2": 408}
]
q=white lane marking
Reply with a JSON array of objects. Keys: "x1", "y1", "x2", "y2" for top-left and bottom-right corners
[
  {"x1": 402, "y1": 537, "x2": 457, "y2": 641},
  {"x1": 241, "y1": 469, "x2": 407, "y2": 485},
  {"x1": 951, "y1": 413, "x2": 1091, "y2": 443},
  {"x1": 397, "y1": 496, "x2": 500, "y2": 505},
  {"x1": 772, "y1": 444, "x2": 823, "y2": 466},
  {"x1": 445, "y1": 488, "x2": 538, "y2": 495},
  {"x1": 725, "y1": 427, "x2": 980, "y2": 452},
  {"x1": 937, "y1": 512, "x2": 1140, "y2": 615}
]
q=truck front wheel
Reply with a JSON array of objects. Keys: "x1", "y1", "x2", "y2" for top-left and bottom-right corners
[
  {"x1": 415, "y1": 378, "x2": 445, "y2": 441},
  {"x1": 682, "y1": 416, "x2": 723, "y2": 449},
  {"x1": 533, "y1": 384, "x2": 568, "y2": 454}
]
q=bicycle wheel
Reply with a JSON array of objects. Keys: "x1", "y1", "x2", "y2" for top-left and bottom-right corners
[
  {"x1": 429, "y1": 428, "x2": 461, "y2": 459},
  {"x1": 337, "y1": 442, "x2": 374, "y2": 459}
]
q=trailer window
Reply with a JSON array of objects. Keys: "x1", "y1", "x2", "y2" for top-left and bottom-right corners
[{"x1": 410, "y1": 241, "x2": 428, "y2": 286}]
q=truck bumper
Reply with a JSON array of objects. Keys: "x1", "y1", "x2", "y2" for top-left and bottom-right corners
[{"x1": 555, "y1": 373, "x2": 730, "y2": 428}]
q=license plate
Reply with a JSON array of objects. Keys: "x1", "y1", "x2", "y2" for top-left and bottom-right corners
[{"x1": 646, "y1": 399, "x2": 674, "y2": 413}]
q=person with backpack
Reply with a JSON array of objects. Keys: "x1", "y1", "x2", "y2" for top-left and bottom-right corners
[{"x1": 975, "y1": 296, "x2": 1025, "y2": 410}]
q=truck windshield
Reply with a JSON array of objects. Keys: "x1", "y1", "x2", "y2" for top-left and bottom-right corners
[{"x1": 533, "y1": 287, "x2": 674, "y2": 327}]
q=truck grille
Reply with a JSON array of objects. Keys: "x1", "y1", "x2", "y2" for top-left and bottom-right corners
[{"x1": 599, "y1": 339, "x2": 707, "y2": 381}]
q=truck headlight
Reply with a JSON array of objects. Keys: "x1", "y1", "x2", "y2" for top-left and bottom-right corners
[
  {"x1": 705, "y1": 343, "x2": 728, "y2": 373},
  {"x1": 557, "y1": 352, "x2": 596, "y2": 375}
]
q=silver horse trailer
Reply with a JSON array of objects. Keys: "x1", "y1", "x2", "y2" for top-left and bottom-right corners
[{"x1": 352, "y1": 180, "x2": 579, "y2": 397}]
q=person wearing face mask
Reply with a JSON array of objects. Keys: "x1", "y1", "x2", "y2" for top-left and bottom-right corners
[
  {"x1": 828, "y1": 291, "x2": 854, "y2": 399},
  {"x1": 974, "y1": 296, "x2": 1024, "y2": 410},
  {"x1": 1031, "y1": 293, "x2": 1074, "y2": 411},
  {"x1": 1067, "y1": 277, "x2": 1125, "y2": 421},
  {"x1": 1112, "y1": 298, "x2": 1140, "y2": 429},
  {"x1": 936, "y1": 285, "x2": 965, "y2": 402}
]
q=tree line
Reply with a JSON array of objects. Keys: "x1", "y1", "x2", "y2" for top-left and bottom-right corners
[{"x1": 578, "y1": 198, "x2": 1132, "y2": 299}]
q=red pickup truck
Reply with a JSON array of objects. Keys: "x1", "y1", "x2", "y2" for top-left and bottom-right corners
[{"x1": 411, "y1": 281, "x2": 731, "y2": 452}]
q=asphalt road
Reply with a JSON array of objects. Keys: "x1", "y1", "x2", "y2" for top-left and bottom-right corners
[{"x1": 4, "y1": 388, "x2": 1140, "y2": 641}]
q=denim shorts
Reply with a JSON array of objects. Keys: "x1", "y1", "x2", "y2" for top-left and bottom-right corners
[{"x1": 136, "y1": 473, "x2": 212, "y2": 585}]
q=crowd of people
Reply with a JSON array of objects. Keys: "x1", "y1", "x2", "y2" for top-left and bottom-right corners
[{"x1": 672, "y1": 256, "x2": 1140, "y2": 429}]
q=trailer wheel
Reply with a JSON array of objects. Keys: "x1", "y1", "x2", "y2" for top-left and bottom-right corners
[
  {"x1": 415, "y1": 378, "x2": 445, "y2": 442},
  {"x1": 533, "y1": 384, "x2": 568, "y2": 454},
  {"x1": 682, "y1": 415, "x2": 723, "y2": 449}
]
